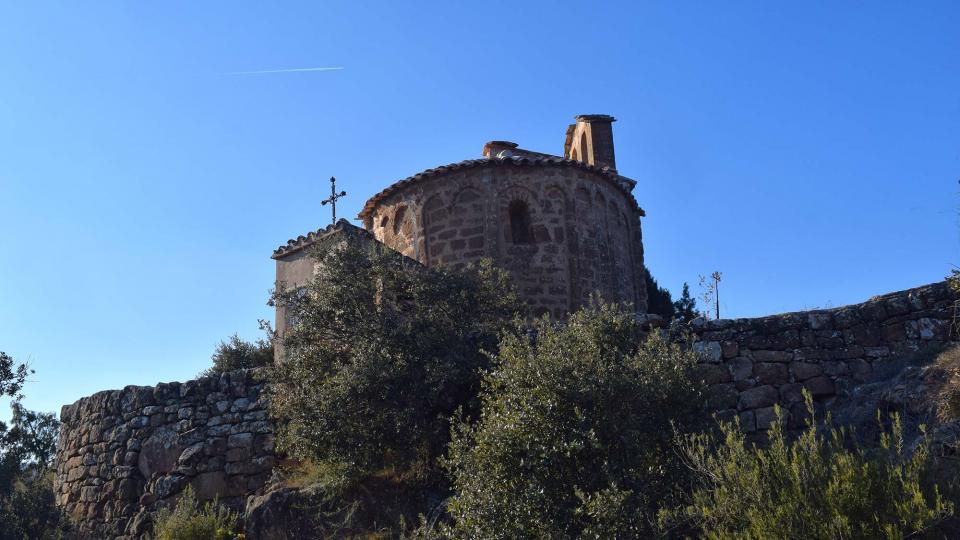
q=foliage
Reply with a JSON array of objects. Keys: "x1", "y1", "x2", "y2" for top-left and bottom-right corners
[
  {"x1": 203, "y1": 330, "x2": 274, "y2": 376},
  {"x1": 151, "y1": 486, "x2": 241, "y2": 540},
  {"x1": 440, "y1": 302, "x2": 706, "y2": 539},
  {"x1": 645, "y1": 271, "x2": 675, "y2": 319},
  {"x1": 666, "y1": 392, "x2": 952, "y2": 539},
  {"x1": 672, "y1": 282, "x2": 698, "y2": 324},
  {"x1": 268, "y1": 243, "x2": 526, "y2": 484},
  {"x1": 0, "y1": 471, "x2": 70, "y2": 540},
  {"x1": 0, "y1": 352, "x2": 28, "y2": 400},
  {"x1": 0, "y1": 351, "x2": 67, "y2": 540},
  {"x1": 932, "y1": 345, "x2": 960, "y2": 422}
]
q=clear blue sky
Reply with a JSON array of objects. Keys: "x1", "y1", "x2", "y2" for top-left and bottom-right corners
[{"x1": 1, "y1": 2, "x2": 958, "y2": 417}]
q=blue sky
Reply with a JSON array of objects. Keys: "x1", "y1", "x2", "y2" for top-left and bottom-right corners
[{"x1": 1, "y1": 1, "x2": 958, "y2": 417}]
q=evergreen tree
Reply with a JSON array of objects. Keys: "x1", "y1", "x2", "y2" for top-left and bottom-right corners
[
  {"x1": 644, "y1": 271, "x2": 675, "y2": 319},
  {"x1": 672, "y1": 282, "x2": 698, "y2": 324}
]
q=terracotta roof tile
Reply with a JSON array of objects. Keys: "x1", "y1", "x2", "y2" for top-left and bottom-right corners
[
  {"x1": 271, "y1": 219, "x2": 374, "y2": 260},
  {"x1": 357, "y1": 156, "x2": 643, "y2": 219}
]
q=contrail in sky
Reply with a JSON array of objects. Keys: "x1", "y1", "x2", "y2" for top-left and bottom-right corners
[{"x1": 226, "y1": 66, "x2": 344, "y2": 75}]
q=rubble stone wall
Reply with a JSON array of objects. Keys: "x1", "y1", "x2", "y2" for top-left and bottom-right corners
[
  {"x1": 692, "y1": 281, "x2": 957, "y2": 432},
  {"x1": 54, "y1": 369, "x2": 275, "y2": 539},
  {"x1": 54, "y1": 282, "x2": 958, "y2": 537}
]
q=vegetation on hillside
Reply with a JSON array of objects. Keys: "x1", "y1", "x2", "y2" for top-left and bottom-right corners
[
  {"x1": 149, "y1": 486, "x2": 241, "y2": 540},
  {"x1": 665, "y1": 393, "x2": 951, "y2": 538},
  {"x1": 267, "y1": 244, "x2": 525, "y2": 500},
  {"x1": 202, "y1": 330, "x2": 274, "y2": 376},
  {"x1": 0, "y1": 352, "x2": 68, "y2": 540},
  {"x1": 441, "y1": 303, "x2": 706, "y2": 538},
  {"x1": 261, "y1": 250, "x2": 960, "y2": 538}
]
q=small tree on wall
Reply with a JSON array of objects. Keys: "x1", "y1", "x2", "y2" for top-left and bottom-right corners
[
  {"x1": 672, "y1": 283, "x2": 698, "y2": 324},
  {"x1": 698, "y1": 271, "x2": 722, "y2": 319}
]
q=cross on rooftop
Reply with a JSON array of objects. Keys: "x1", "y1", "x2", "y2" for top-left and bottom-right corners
[{"x1": 321, "y1": 176, "x2": 347, "y2": 225}]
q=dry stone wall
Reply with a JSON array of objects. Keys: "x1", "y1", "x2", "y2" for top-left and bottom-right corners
[
  {"x1": 53, "y1": 281, "x2": 958, "y2": 537},
  {"x1": 691, "y1": 281, "x2": 957, "y2": 432},
  {"x1": 54, "y1": 369, "x2": 275, "y2": 539}
]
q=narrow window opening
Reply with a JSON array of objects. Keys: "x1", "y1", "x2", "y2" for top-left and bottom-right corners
[
  {"x1": 509, "y1": 200, "x2": 533, "y2": 244},
  {"x1": 393, "y1": 206, "x2": 407, "y2": 235}
]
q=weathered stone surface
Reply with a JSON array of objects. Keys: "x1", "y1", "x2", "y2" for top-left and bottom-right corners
[
  {"x1": 694, "y1": 341, "x2": 723, "y2": 363},
  {"x1": 728, "y1": 357, "x2": 752, "y2": 381},
  {"x1": 791, "y1": 362, "x2": 821, "y2": 381},
  {"x1": 137, "y1": 429, "x2": 182, "y2": 479},
  {"x1": 739, "y1": 385, "x2": 778, "y2": 410},
  {"x1": 804, "y1": 376, "x2": 835, "y2": 397},
  {"x1": 54, "y1": 368, "x2": 275, "y2": 539},
  {"x1": 244, "y1": 487, "x2": 324, "y2": 540},
  {"x1": 754, "y1": 363, "x2": 789, "y2": 385}
]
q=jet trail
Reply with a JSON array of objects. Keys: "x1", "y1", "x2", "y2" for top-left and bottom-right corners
[{"x1": 227, "y1": 67, "x2": 344, "y2": 75}]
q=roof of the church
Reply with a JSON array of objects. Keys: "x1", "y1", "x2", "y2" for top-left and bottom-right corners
[
  {"x1": 356, "y1": 155, "x2": 643, "y2": 219},
  {"x1": 271, "y1": 218, "x2": 376, "y2": 260}
]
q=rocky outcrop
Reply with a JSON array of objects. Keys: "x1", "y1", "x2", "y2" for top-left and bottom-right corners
[{"x1": 54, "y1": 369, "x2": 276, "y2": 539}]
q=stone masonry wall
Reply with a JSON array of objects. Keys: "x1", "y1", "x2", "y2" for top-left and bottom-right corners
[
  {"x1": 54, "y1": 369, "x2": 276, "y2": 539},
  {"x1": 54, "y1": 281, "x2": 958, "y2": 537},
  {"x1": 691, "y1": 281, "x2": 957, "y2": 433},
  {"x1": 364, "y1": 158, "x2": 647, "y2": 318}
]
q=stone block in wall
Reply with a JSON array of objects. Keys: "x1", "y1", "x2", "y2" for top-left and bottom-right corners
[
  {"x1": 849, "y1": 358, "x2": 872, "y2": 382},
  {"x1": 808, "y1": 312, "x2": 833, "y2": 330},
  {"x1": 728, "y1": 357, "x2": 752, "y2": 381},
  {"x1": 791, "y1": 362, "x2": 821, "y2": 381},
  {"x1": 739, "y1": 385, "x2": 778, "y2": 410},
  {"x1": 882, "y1": 323, "x2": 907, "y2": 342},
  {"x1": 739, "y1": 410, "x2": 756, "y2": 433},
  {"x1": 750, "y1": 350, "x2": 793, "y2": 363},
  {"x1": 833, "y1": 307, "x2": 861, "y2": 329},
  {"x1": 803, "y1": 376, "x2": 835, "y2": 398},
  {"x1": 779, "y1": 383, "x2": 805, "y2": 403},
  {"x1": 755, "y1": 406, "x2": 781, "y2": 430},
  {"x1": 707, "y1": 383, "x2": 739, "y2": 410},
  {"x1": 693, "y1": 341, "x2": 722, "y2": 363},
  {"x1": 848, "y1": 324, "x2": 883, "y2": 347},
  {"x1": 698, "y1": 364, "x2": 731, "y2": 385},
  {"x1": 822, "y1": 361, "x2": 849, "y2": 376},
  {"x1": 755, "y1": 363, "x2": 789, "y2": 385},
  {"x1": 722, "y1": 341, "x2": 739, "y2": 359},
  {"x1": 858, "y1": 301, "x2": 888, "y2": 322}
]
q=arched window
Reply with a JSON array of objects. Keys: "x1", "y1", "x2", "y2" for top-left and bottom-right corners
[
  {"x1": 380, "y1": 215, "x2": 389, "y2": 229},
  {"x1": 579, "y1": 132, "x2": 588, "y2": 164},
  {"x1": 509, "y1": 200, "x2": 533, "y2": 244},
  {"x1": 393, "y1": 206, "x2": 407, "y2": 235}
]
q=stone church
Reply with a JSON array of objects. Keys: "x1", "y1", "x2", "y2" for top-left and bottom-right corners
[{"x1": 272, "y1": 114, "x2": 648, "y2": 335}]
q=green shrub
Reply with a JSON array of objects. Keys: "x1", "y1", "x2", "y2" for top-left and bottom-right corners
[
  {"x1": 0, "y1": 351, "x2": 67, "y2": 540},
  {"x1": 441, "y1": 302, "x2": 706, "y2": 539},
  {"x1": 666, "y1": 393, "x2": 952, "y2": 539},
  {"x1": 151, "y1": 487, "x2": 240, "y2": 540},
  {"x1": 268, "y1": 244, "x2": 525, "y2": 483},
  {"x1": 203, "y1": 332, "x2": 274, "y2": 376}
]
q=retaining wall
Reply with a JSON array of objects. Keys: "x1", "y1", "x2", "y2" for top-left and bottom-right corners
[
  {"x1": 54, "y1": 369, "x2": 275, "y2": 539},
  {"x1": 691, "y1": 281, "x2": 957, "y2": 431},
  {"x1": 53, "y1": 281, "x2": 958, "y2": 537}
]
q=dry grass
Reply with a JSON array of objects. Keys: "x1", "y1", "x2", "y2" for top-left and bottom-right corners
[{"x1": 933, "y1": 345, "x2": 960, "y2": 422}]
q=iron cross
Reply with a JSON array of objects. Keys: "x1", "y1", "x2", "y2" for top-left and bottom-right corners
[{"x1": 321, "y1": 176, "x2": 347, "y2": 225}]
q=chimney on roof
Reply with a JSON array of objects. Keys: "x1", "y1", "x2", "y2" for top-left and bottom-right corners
[
  {"x1": 483, "y1": 140, "x2": 519, "y2": 158},
  {"x1": 564, "y1": 114, "x2": 617, "y2": 170}
]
